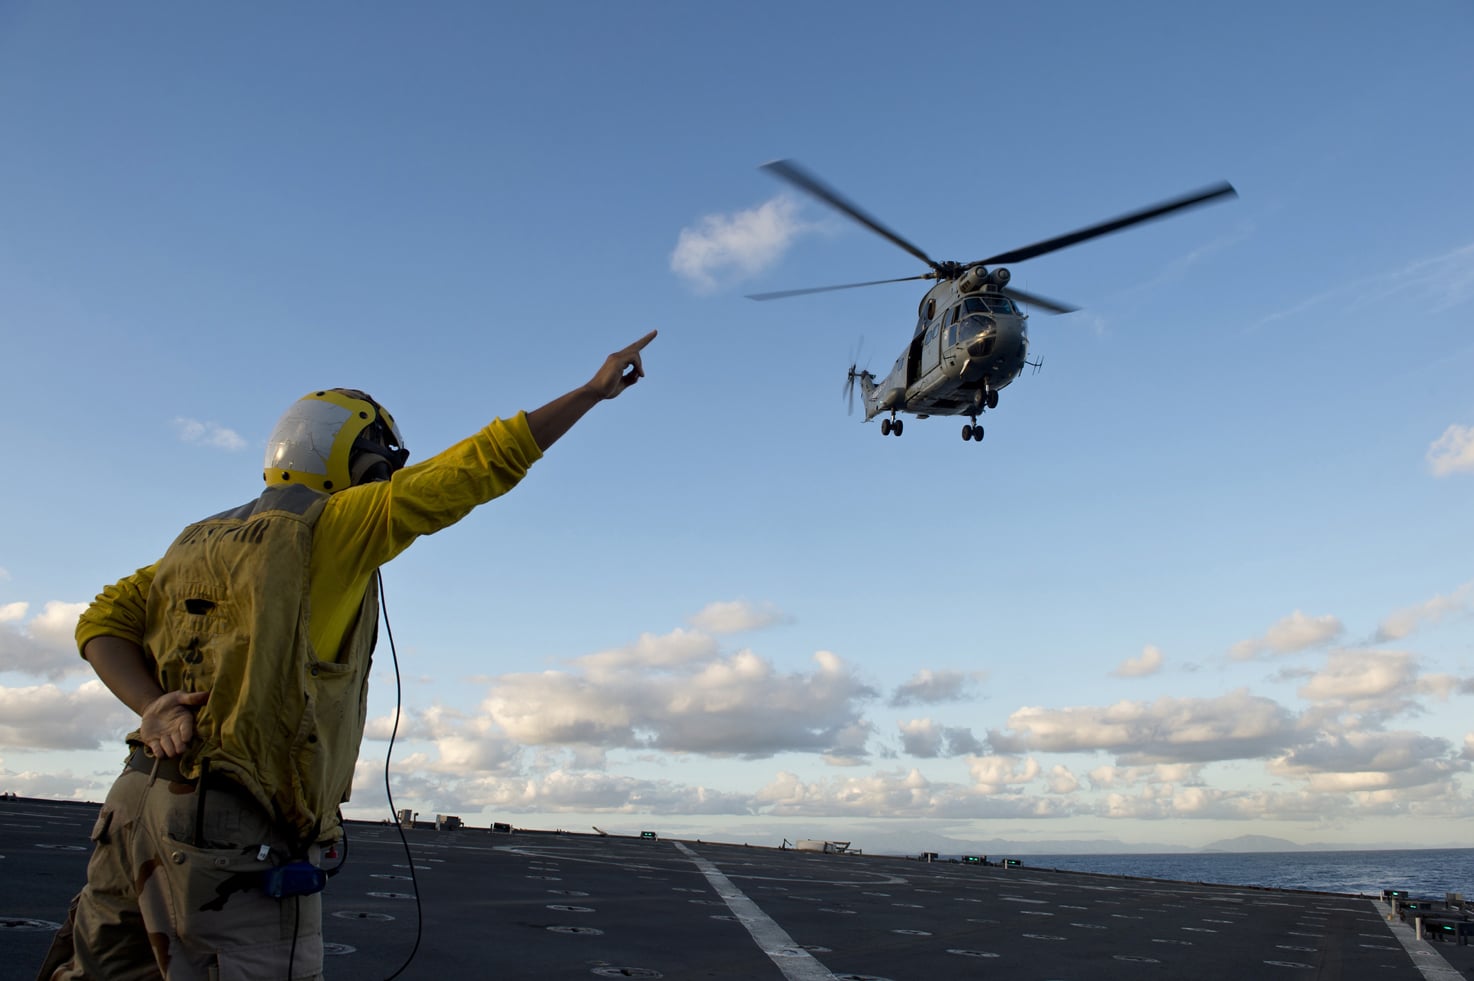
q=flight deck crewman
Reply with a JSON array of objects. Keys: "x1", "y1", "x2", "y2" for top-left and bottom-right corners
[{"x1": 38, "y1": 330, "x2": 657, "y2": 981}]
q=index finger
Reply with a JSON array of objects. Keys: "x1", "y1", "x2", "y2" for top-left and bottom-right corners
[{"x1": 624, "y1": 329, "x2": 658, "y2": 352}]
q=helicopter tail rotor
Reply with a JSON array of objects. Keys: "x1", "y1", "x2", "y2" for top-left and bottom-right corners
[{"x1": 842, "y1": 336, "x2": 868, "y2": 415}]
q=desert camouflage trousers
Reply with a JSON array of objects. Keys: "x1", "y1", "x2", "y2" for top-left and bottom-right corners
[{"x1": 36, "y1": 762, "x2": 324, "y2": 981}]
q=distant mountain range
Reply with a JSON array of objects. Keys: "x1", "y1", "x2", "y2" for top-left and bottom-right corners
[{"x1": 1199, "y1": 834, "x2": 1315, "y2": 853}]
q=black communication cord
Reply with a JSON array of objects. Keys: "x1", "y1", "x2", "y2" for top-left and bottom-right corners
[
  {"x1": 287, "y1": 573, "x2": 424, "y2": 980},
  {"x1": 289, "y1": 897, "x2": 301, "y2": 979},
  {"x1": 376, "y1": 570, "x2": 424, "y2": 980}
]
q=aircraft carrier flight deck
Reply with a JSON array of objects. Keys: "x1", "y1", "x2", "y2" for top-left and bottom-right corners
[{"x1": 3, "y1": 797, "x2": 1469, "y2": 980}]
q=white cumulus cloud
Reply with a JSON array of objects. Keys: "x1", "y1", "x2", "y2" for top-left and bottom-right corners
[
  {"x1": 345, "y1": 760, "x2": 753, "y2": 818},
  {"x1": 1428, "y1": 424, "x2": 1474, "y2": 476},
  {"x1": 889, "y1": 668, "x2": 980, "y2": 707},
  {"x1": 670, "y1": 196, "x2": 812, "y2": 293},
  {"x1": 1270, "y1": 730, "x2": 1468, "y2": 793},
  {"x1": 968, "y1": 755, "x2": 1041, "y2": 794},
  {"x1": 1376, "y1": 581, "x2": 1474, "y2": 642},
  {"x1": 1087, "y1": 763, "x2": 1203, "y2": 790},
  {"x1": 173, "y1": 417, "x2": 247, "y2": 451},
  {"x1": 0, "y1": 680, "x2": 134, "y2": 750},
  {"x1": 1045, "y1": 764, "x2": 1080, "y2": 794},
  {"x1": 687, "y1": 600, "x2": 790, "y2": 635},
  {"x1": 482, "y1": 630, "x2": 877, "y2": 760},
  {"x1": 1296, "y1": 650, "x2": 1425, "y2": 719},
  {"x1": 0, "y1": 765, "x2": 111, "y2": 800},
  {"x1": 1112, "y1": 645, "x2": 1164, "y2": 678},
  {"x1": 0, "y1": 600, "x2": 90, "y2": 680},
  {"x1": 751, "y1": 767, "x2": 1066, "y2": 820},
  {"x1": 896, "y1": 719, "x2": 984, "y2": 758},
  {"x1": 989, "y1": 690, "x2": 1299, "y2": 765},
  {"x1": 1229, "y1": 610, "x2": 1342, "y2": 660}
]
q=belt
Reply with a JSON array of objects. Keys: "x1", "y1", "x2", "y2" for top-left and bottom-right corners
[
  {"x1": 126, "y1": 746, "x2": 198, "y2": 784},
  {"x1": 126, "y1": 747, "x2": 248, "y2": 799}
]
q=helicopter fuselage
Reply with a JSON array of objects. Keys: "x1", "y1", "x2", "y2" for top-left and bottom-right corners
[{"x1": 857, "y1": 279, "x2": 1028, "y2": 421}]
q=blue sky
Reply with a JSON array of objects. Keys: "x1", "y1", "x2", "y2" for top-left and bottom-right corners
[{"x1": 2, "y1": 2, "x2": 1472, "y2": 852}]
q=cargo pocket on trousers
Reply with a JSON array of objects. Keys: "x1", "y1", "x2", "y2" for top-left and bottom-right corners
[
  {"x1": 90, "y1": 805, "x2": 114, "y2": 845},
  {"x1": 157, "y1": 838, "x2": 316, "y2": 970},
  {"x1": 213, "y1": 930, "x2": 324, "y2": 981}
]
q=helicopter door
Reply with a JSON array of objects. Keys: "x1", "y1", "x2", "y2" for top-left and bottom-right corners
[
  {"x1": 919, "y1": 319, "x2": 942, "y2": 377},
  {"x1": 942, "y1": 307, "x2": 961, "y2": 368},
  {"x1": 907, "y1": 297, "x2": 939, "y2": 386},
  {"x1": 905, "y1": 329, "x2": 926, "y2": 387}
]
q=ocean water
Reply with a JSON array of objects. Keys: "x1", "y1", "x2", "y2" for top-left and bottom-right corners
[{"x1": 1012, "y1": 849, "x2": 1472, "y2": 899}]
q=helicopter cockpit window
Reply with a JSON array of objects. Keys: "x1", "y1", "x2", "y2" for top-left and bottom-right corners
[{"x1": 965, "y1": 296, "x2": 1018, "y2": 316}]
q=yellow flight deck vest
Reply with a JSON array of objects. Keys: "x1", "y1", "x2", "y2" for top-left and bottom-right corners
[{"x1": 144, "y1": 483, "x2": 375, "y2": 845}]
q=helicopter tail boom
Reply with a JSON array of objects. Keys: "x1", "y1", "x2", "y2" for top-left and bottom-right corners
[{"x1": 844, "y1": 367, "x2": 886, "y2": 420}]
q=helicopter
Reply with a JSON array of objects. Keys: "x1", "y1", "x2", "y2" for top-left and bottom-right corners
[{"x1": 750, "y1": 160, "x2": 1237, "y2": 442}]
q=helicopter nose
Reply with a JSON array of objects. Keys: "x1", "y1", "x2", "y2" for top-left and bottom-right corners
[
  {"x1": 969, "y1": 317, "x2": 1024, "y2": 360},
  {"x1": 963, "y1": 316, "x2": 996, "y2": 358}
]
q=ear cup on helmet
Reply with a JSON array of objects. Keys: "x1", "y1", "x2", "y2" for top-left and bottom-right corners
[{"x1": 349, "y1": 452, "x2": 394, "y2": 486}]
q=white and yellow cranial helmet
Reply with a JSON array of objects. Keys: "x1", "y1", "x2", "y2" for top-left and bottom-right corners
[{"x1": 262, "y1": 389, "x2": 409, "y2": 493}]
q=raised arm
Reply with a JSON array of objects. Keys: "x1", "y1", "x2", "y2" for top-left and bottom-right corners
[{"x1": 526, "y1": 330, "x2": 657, "y2": 451}]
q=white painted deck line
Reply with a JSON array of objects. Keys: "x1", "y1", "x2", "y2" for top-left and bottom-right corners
[
  {"x1": 674, "y1": 841, "x2": 837, "y2": 981},
  {"x1": 1372, "y1": 900, "x2": 1464, "y2": 981}
]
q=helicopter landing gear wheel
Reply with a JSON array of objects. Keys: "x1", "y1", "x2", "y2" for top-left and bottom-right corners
[
  {"x1": 962, "y1": 423, "x2": 973, "y2": 441},
  {"x1": 987, "y1": 389, "x2": 999, "y2": 410},
  {"x1": 880, "y1": 418, "x2": 892, "y2": 436},
  {"x1": 881, "y1": 415, "x2": 902, "y2": 436},
  {"x1": 893, "y1": 419, "x2": 903, "y2": 436},
  {"x1": 963, "y1": 417, "x2": 984, "y2": 442}
]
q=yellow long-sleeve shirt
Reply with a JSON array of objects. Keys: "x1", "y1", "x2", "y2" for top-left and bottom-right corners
[{"x1": 77, "y1": 412, "x2": 543, "y2": 661}]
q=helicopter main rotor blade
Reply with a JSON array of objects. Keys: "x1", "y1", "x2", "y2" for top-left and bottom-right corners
[
  {"x1": 747, "y1": 273, "x2": 934, "y2": 302},
  {"x1": 762, "y1": 159, "x2": 940, "y2": 270},
  {"x1": 976, "y1": 182, "x2": 1238, "y2": 267},
  {"x1": 1002, "y1": 286, "x2": 1078, "y2": 315}
]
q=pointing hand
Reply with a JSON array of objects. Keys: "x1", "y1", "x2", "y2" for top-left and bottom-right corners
[{"x1": 588, "y1": 330, "x2": 657, "y2": 399}]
